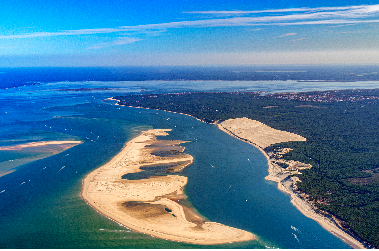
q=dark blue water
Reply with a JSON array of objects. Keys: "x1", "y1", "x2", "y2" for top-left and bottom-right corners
[{"x1": 1, "y1": 72, "x2": 377, "y2": 248}]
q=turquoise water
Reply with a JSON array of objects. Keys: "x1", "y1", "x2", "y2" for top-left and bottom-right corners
[{"x1": 2, "y1": 80, "x2": 378, "y2": 248}]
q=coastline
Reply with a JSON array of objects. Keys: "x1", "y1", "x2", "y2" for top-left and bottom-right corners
[
  {"x1": 81, "y1": 129, "x2": 255, "y2": 245},
  {"x1": 107, "y1": 97, "x2": 209, "y2": 124},
  {"x1": 217, "y1": 119, "x2": 365, "y2": 249},
  {"x1": 109, "y1": 99, "x2": 365, "y2": 248}
]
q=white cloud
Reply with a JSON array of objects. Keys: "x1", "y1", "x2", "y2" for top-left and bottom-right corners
[
  {"x1": 88, "y1": 37, "x2": 142, "y2": 49},
  {"x1": 291, "y1": 38, "x2": 307, "y2": 41},
  {"x1": 0, "y1": 28, "x2": 123, "y2": 39},
  {"x1": 278, "y1": 33, "x2": 297, "y2": 37},
  {"x1": 184, "y1": 6, "x2": 367, "y2": 15},
  {"x1": 0, "y1": 4, "x2": 379, "y2": 40},
  {"x1": 185, "y1": 5, "x2": 379, "y2": 17},
  {"x1": 269, "y1": 19, "x2": 379, "y2": 26},
  {"x1": 120, "y1": 5, "x2": 379, "y2": 29},
  {"x1": 325, "y1": 24, "x2": 356, "y2": 28}
]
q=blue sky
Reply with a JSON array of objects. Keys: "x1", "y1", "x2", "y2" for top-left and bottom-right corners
[{"x1": 1, "y1": 0, "x2": 379, "y2": 66}]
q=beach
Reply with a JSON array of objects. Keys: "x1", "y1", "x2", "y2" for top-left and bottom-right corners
[
  {"x1": 81, "y1": 129, "x2": 255, "y2": 245},
  {"x1": 217, "y1": 117, "x2": 365, "y2": 249},
  {"x1": 110, "y1": 100, "x2": 365, "y2": 248}
]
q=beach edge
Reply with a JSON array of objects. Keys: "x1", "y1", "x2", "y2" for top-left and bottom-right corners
[{"x1": 217, "y1": 122, "x2": 366, "y2": 249}]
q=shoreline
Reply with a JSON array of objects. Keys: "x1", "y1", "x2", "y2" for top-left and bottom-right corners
[
  {"x1": 217, "y1": 121, "x2": 366, "y2": 249},
  {"x1": 81, "y1": 129, "x2": 255, "y2": 245},
  {"x1": 109, "y1": 100, "x2": 366, "y2": 248}
]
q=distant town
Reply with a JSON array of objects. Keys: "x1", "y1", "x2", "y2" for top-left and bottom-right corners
[{"x1": 268, "y1": 89, "x2": 379, "y2": 104}]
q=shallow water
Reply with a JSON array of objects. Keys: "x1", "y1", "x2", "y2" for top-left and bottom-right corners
[{"x1": 1, "y1": 79, "x2": 375, "y2": 248}]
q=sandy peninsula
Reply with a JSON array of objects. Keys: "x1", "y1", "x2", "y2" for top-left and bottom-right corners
[
  {"x1": 81, "y1": 129, "x2": 255, "y2": 245},
  {"x1": 218, "y1": 117, "x2": 365, "y2": 249}
]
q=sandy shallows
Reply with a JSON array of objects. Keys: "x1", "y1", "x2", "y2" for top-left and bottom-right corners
[
  {"x1": 219, "y1": 117, "x2": 306, "y2": 149},
  {"x1": 81, "y1": 129, "x2": 255, "y2": 245},
  {"x1": 0, "y1": 141, "x2": 83, "y2": 151},
  {"x1": 0, "y1": 140, "x2": 83, "y2": 177}
]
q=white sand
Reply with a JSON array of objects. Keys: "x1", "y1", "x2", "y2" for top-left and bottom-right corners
[
  {"x1": 0, "y1": 141, "x2": 82, "y2": 150},
  {"x1": 219, "y1": 117, "x2": 306, "y2": 148},
  {"x1": 82, "y1": 129, "x2": 255, "y2": 245}
]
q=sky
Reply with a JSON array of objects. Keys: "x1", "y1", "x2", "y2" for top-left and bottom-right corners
[{"x1": 1, "y1": 0, "x2": 379, "y2": 67}]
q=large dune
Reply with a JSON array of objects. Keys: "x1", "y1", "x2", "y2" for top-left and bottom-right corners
[{"x1": 218, "y1": 117, "x2": 306, "y2": 149}]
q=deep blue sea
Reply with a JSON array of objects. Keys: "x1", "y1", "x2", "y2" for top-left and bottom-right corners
[{"x1": 1, "y1": 67, "x2": 379, "y2": 248}]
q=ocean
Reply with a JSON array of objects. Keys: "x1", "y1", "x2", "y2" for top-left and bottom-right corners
[{"x1": 1, "y1": 66, "x2": 379, "y2": 248}]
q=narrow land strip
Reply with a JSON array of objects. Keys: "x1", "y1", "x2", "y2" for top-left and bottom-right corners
[
  {"x1": 0, "y1": 140, "x2": 83, "y2": 177},
  {"x1": 0, "y1": 141, "x2": 82, "y2": 150}
]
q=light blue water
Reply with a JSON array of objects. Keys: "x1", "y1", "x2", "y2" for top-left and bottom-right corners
[{"x1": 2, "y1": 80, "x2": 377, "y2": 248}]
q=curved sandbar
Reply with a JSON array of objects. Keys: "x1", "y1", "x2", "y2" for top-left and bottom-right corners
[
  {"x1": 218, "y1": 117, "x2": 365, "y2": 249},
  {"x1": 81, "y1": 129, "x2": 255, "y2": 245}
]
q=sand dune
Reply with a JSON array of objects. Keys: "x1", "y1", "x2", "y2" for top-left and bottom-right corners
[
  {"x1": 219, "y1": 117, "x2": 306, "y2": 148},
  {"x1": 218, "y1": 117, "x2": 365, "y2": 249}
]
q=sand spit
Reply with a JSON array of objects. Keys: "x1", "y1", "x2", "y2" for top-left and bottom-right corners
[
  {"x1": 0, "y1": 141, "x2": 82, "y2": 151},
  {"x1": 218, "y1": 117, "x2": 365, "y2": 249},
  {"x1": 0, "y1": 140, "x2": 83, "y2": 177},
  {"x1": 81, "y1": 129, "x2": 255, "y2": 245},
  {"x1": 0, "y1": 170, "x2": 15, "y2": 178}
]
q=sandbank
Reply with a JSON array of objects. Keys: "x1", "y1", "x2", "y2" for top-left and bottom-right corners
[
  {"x1": 81, "y1": 129, "x2": 255, "y2": 245},
  {"x1": 218, "y1": 117, "x2": 365, "y2": 249},
  {"x1": 0, "y1": 141, "x2": 82, "y2": 151},
  {"x1": 0, "y1": 170, "x2": 14, "y2": 178},
  {"x1": 0, "y1": 140, "x2": 83, "y2": 177}
]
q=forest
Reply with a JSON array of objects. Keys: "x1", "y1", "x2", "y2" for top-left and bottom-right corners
[{"x1": 115, "y1": 89, "x2": 379, "y2": 248}]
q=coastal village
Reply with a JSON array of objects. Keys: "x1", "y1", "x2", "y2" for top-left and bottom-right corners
[{"x1": 268, "y1": 88, "x2": 379, "y2": 103}]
